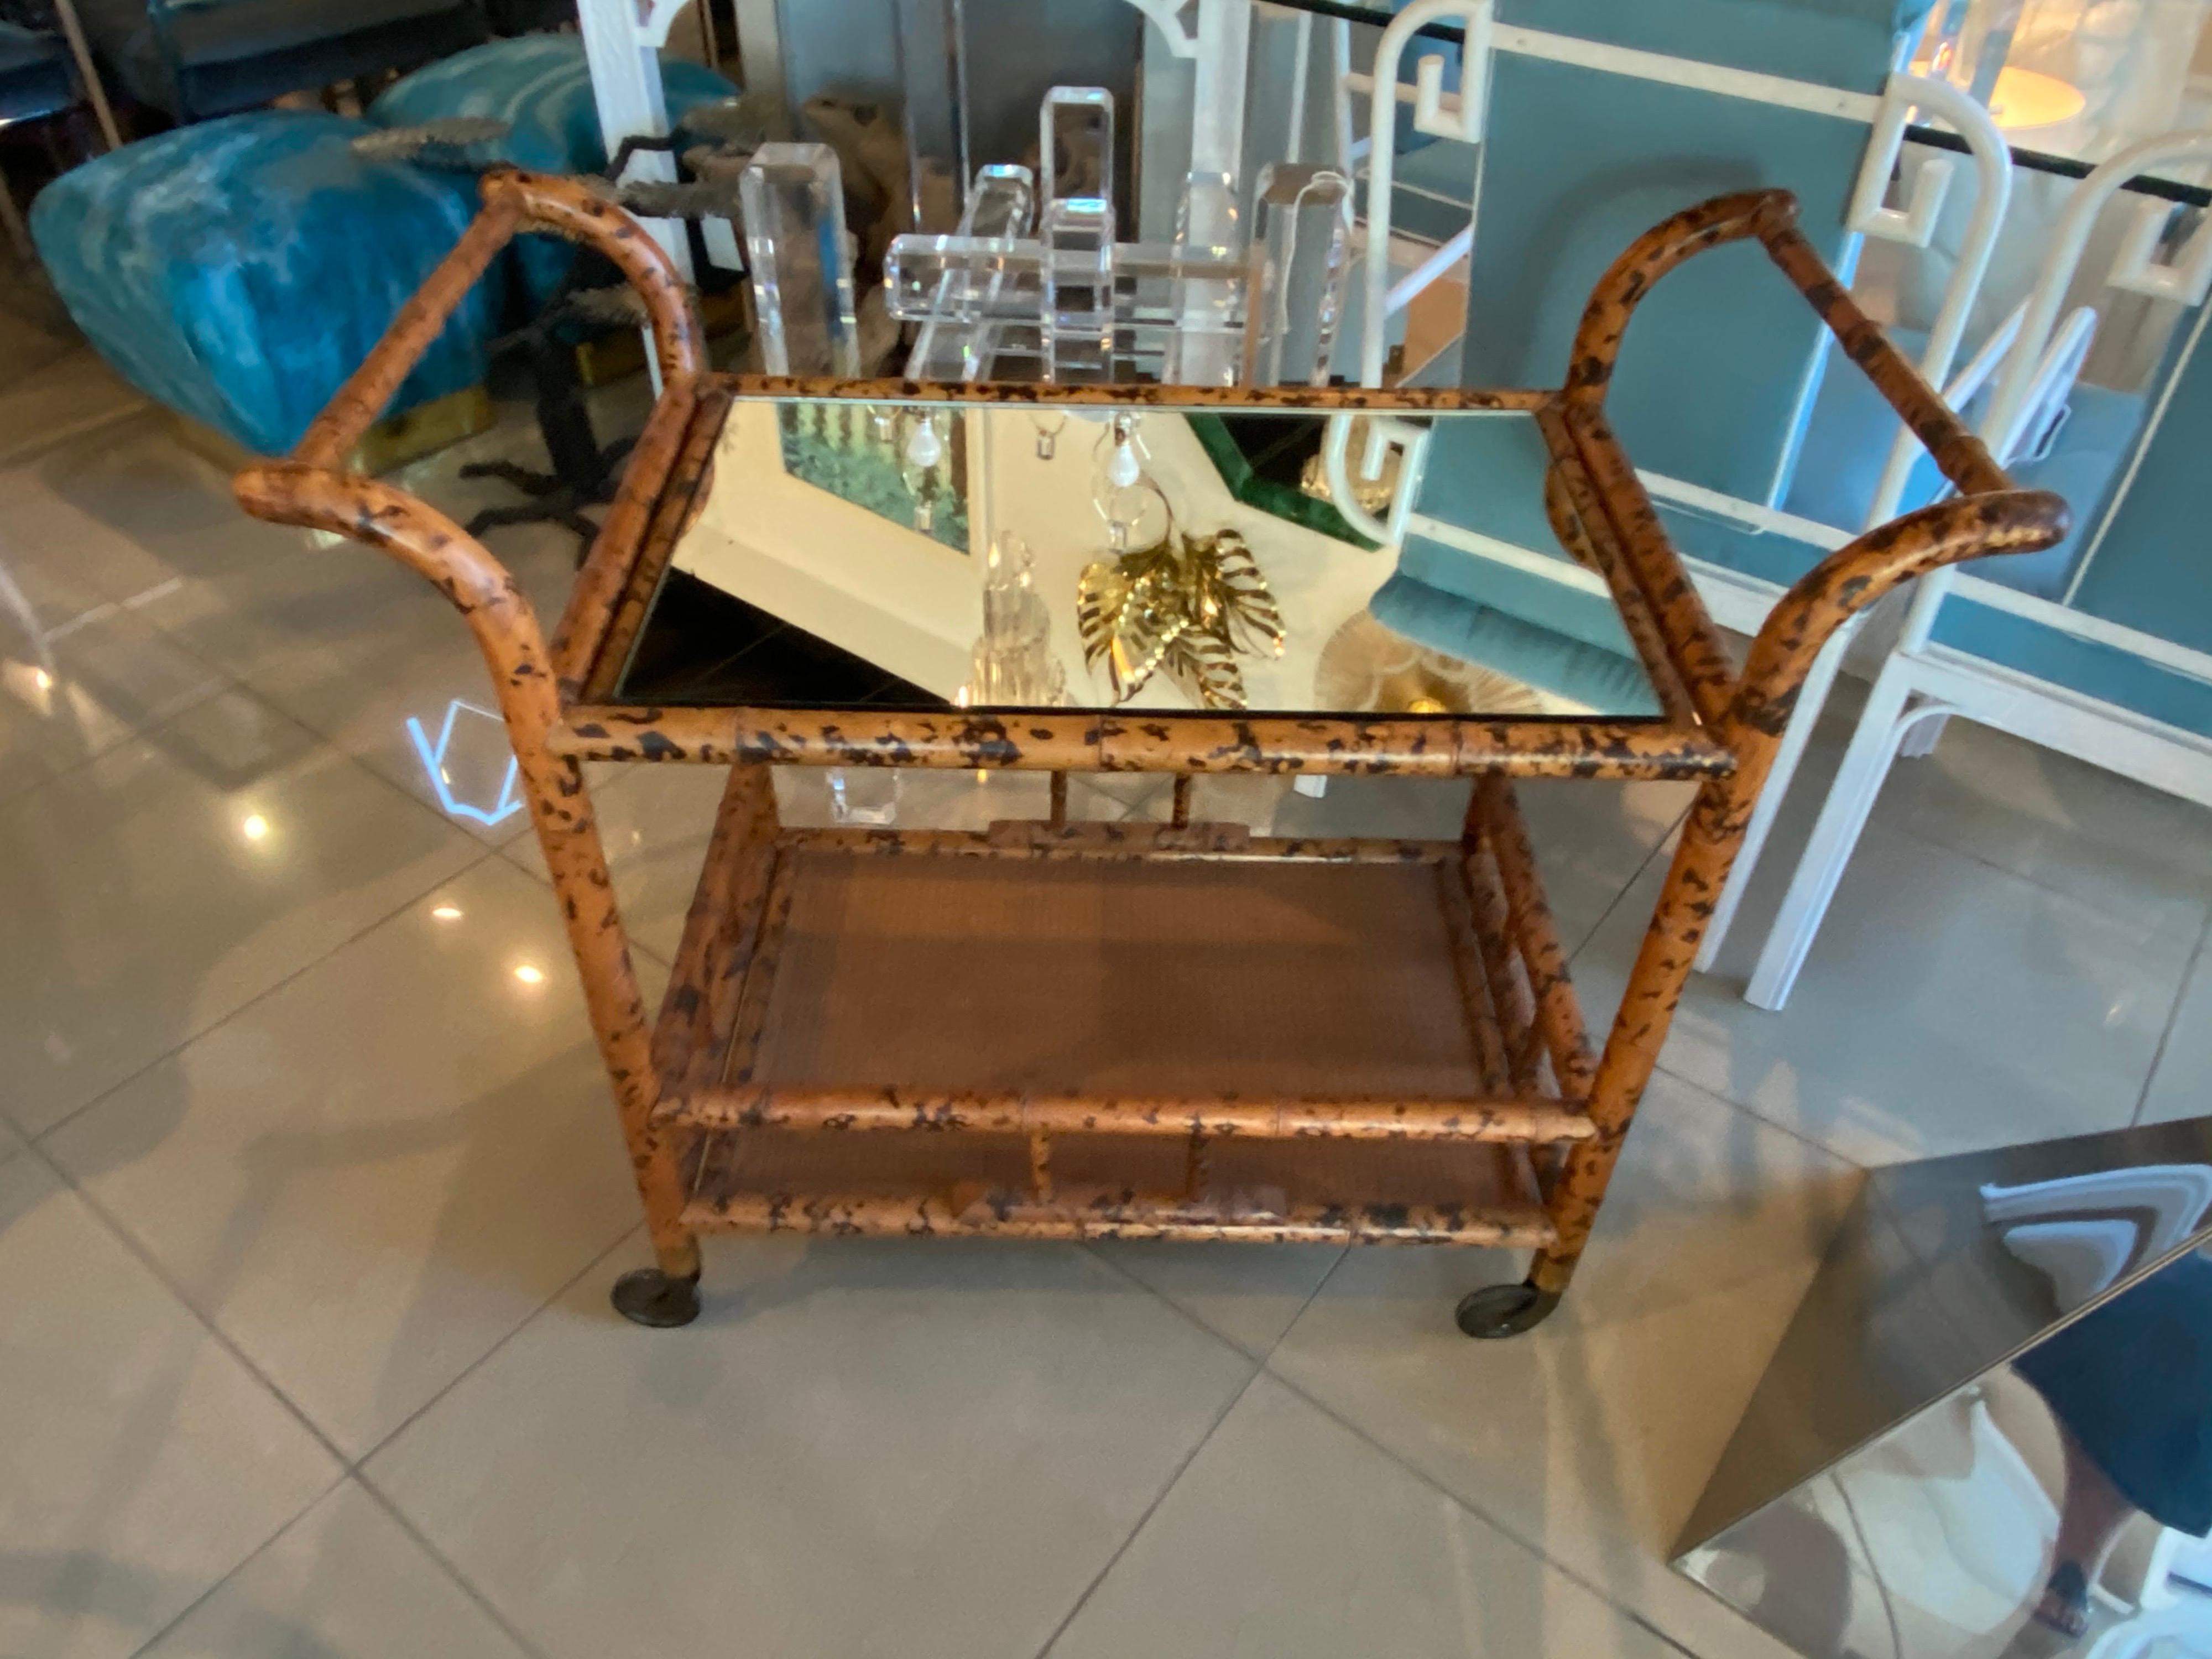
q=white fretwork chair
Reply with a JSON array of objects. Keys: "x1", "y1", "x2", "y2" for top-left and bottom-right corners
[{"x1": 1735, "y1": 128, "x2": 2212, "y2": 1009}]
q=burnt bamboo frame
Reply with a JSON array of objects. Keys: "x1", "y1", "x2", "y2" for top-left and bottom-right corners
[{"x1": 233, "y1": 173, "x2": 2067, "y2": 1321}]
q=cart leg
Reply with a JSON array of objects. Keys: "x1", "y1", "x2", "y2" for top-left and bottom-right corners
[
  {"x1": 513, "y1": 747, "x2": 703, "y2": 1326},
  {"x1": 1459, "y1": 773, "x2": 1749, "y2": 1337}
]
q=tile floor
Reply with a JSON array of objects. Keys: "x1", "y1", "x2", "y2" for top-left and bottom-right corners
[{"x1": 3, "y1": 279, "x2": 2209, "y2": 1659}]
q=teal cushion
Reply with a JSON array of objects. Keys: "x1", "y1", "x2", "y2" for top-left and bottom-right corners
[
  {"x1": 1462, "y1": 0, "x2": 1916, "y2": 502},
  {"x1": 28, "y1": 111, "x2": 494, "y2": 455},
  {"x1": 1658, "y1": 502, "x2": 1832, "y2": 591},
  {"x1": 370, "y1": 35, "x2": 737, "y2": 176},
  {"x1": 1782, "y1": 326, "x2": 2144, "y2": 600},
  {"x1": 1782, "y1": 325, "x2": 1945, "y2": 532},
  {"x1": 369, "y1": 35, "x2": 737, "y2": 301},
  {"x1": 2069, "y1": 320, "x2": 2212, "y2": 654},
  {"x1": 1932, "y1": 593, "x2": 2212, "y2": 740},
  {"x1": 1385, "y1": 136, "x2": 1478, "y2": 247},
  {"x1": 2000, "y1": 381, "x2": 2146, "y2": 601},
  {"x1": 1402, "y1": 413, "x2": 1644, "y2": 654},
  {"x1": 1369, "y1": 571, "x2": 1660, "y2": 713}
]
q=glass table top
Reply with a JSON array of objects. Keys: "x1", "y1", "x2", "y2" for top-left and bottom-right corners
[{"x1": 614, "y1": 393, "x2": 1666, "y2": 723}]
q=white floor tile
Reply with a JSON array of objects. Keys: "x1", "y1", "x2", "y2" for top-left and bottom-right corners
[
  {"x1": 0, "y1": 577, "x2": 229, "y2": 811},
  {"x1": 0, "y1": 348, "x2": 147, "y2": 471},
  {"x1": 12, "y1": 419, "x2": 298, "y2": 616},
  {"x1": 137, "y1": 1481, "x2": 528, "y2": 1659},
  {"x1": 1597, "y1": 818, "x2": 2203, "y2": 1165},
  {"x1": 0, "y1": 1155, "x2": 341, "y2": 1659},
  {"x1": 44, "y1": 859, "x2": 652, "y2": 1459},
  {"x1": 216, "y1": 530, "x2": 583, "y2": 846},
  {"x1": 1084, "y1": 1241, "x2": 1343, "y2": 1360},
  {"x1": 2139, "y1": 929, "x2": 2212, "y2": 1128},
  {"x1": 1047, "y1": 1373, "x2": 1686, "y2": 1659},
  {"x1": 1818, "y1": 696, "x2": 2212, "y2": 932},
  {"x1": 0, "y1": 690, "x2": 481, "y2": 1136},
  {"x1": 367, "y1": 1235, "x2": 1256, "y2": 1659},
  {"x1": 1266, "y1": 1072, "x2": 1857, "y2": 1659}
]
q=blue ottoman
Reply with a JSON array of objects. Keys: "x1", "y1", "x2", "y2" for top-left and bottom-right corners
[
  {"x1": 369, "y1": 35, "x2": 737, "y2": 301},
  {"x1": 29, "y1": 109, "x2": 497, "y2": 455}
]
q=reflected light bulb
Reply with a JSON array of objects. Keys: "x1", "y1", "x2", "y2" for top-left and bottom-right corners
[
  {"x1": 513, "y1": 963, "x2": 545, "y2": 984},
  {"x1": 431, "y1": 905, "x2": 463, "y2": 922},
  {"x1": 32, "y1": 668, "x2": 52, "y2": 691},
  {"x1": 241, "y1": 813, "x2": 269, "y2": 841}
]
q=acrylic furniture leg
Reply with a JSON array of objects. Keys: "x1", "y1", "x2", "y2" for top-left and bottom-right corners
[{"x1": 231, "y1": 466, "x2": 702, "y2": 1324}]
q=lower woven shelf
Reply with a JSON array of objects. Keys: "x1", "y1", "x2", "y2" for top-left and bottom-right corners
[{"x1": 680, "y1": 1128, "x2": 1556, "y2": 1246}]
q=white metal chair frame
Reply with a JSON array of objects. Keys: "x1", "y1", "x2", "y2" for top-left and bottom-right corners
[{"x1": 1739, "y1": 128, "x2": 2212, "y2": 1011}]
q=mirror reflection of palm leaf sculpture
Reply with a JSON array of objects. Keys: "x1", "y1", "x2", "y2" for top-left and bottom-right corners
[{"x1": 1077, "y1": 528, "x2": 1284, "y2": 710}]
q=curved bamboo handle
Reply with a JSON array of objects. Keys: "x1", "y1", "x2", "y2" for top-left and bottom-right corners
[
  {"x1": 1563, "y1": 189, "x2": 1787, "y2": 404},
  {"x1": 1562, "y1": 186, "x2": 2010, "y2": 500},
  {"x1": 484, "y1": 170, "x2": 704, "y2": 389},
  {"x1": 1731, "y1": 488, "x2": 2070, "y2": 747},
  {"x1": 294, "y1": 170, "x2": 701, "y2": 471}
]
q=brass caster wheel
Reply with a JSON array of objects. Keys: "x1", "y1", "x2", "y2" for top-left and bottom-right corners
[
  {"x1": 612, "y1": 1267, "x2": 701, "y2": 1328},
  {"x1": 1455, "y1": 1280, "x2": 1560, "y2": 1339}
]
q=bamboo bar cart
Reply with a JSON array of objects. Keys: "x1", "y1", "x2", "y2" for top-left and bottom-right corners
[{"x1": 233, "y1": 171, "x2": 2065, "y2": 1335}]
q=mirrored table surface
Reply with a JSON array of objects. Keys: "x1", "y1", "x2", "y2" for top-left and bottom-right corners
[{"x1": 611, "y1": 389, "x2": 1669, "y2": 727}]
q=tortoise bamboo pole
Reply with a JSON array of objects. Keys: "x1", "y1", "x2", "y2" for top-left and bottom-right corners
[
  {"x1": 234, "y1": 173, "x2": 711, "y2": 1300},
  {"x1": 1475, "y1": 776, "x2": 1599, "y2": 1100},
  {"x1": 1538, "y1": 455, "x2": 1702, "y2": 729},
  {"x1": 726, "y1": 374, "x2": 1552, "y2": 413},
  {"x1": 230, "y1": 463, "x2": 701, "y2": 1284},
  {"x1": 1553, "y1": 406, "x2": 1738, "y2": 729},
  {"x1": 295, "y1": 171, "x2": 702, "y2": 474},
  {"x1": 1434, "y1": 857, "x2": 1515, "y2": 1088},
  {"x1": 661, "y1": 1084, "x2": 1598, "y2": 1142},
  {"x1": 653, "y1": 760, "x2": 780, "y2": 1099},
  {"x1": 1526, "y1": 489, "x2": 2069, "y2": 1301},
  {"x1": 685, "y1": 1184, "x2": 1555, "y2": 1248},
  {"x1": 776, "y1": 823, "x2": 1453, "y2": 864},
  {"x1": 1458, "y1": 830, "x2": 1542, "y2": 1095},
  {"x1": 550, "y1": 375, "x2": 701, "y2": 697},
  {"x1": 1561, "y1": 185, "x2": 2008, "y2": 500},
  {"x1": 550, "y1": 707, "x2": 1733, "y2": 778},
  {"x1": 293, "y1": 198, "x2": 524, "y2": 470}
]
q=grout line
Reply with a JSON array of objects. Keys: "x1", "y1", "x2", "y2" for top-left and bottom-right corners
[
  {"x1": 24, "y1": 1138, "x2": 356, "y2": 1470},
  {"x1": 1026, "y1": 1246, "x2": 1353, "y2": 1656},
  {"x1": 93, "y1": 1217, "x2": 627, "y2": 1659},
  {"x1": 354, "y1": 1225, "x2": 645, "y2": 1475},
  {"x1": 2130, "y1": 905, "x2": 2209, "y2": 1129},
  {"x1": 27, "y1": 841, "x2": 507, "y2": 1150},
  {"x1": 1029, "y1": 1358, "x2": 1269, "y2": 1659},
  {"x1": 46, "y1": 1180, "x2": 635, "y2": 1659},
  {"x1": 1083, "y1": 1222, "x2": 1720, "y2": 1656},
  {"x1": 349, "y1": 1477, "x2": 556, "y2": 1659},
  {"x1": 114, "y1": 1466, "x2": 354, "y2": 1659},
  {"x1": 1051, "y1": 1250, "x2": 1697, "y2": 1656},
  {"x1": 1655, "y1": 1057, "x2": 1875, "y2": 1175},
  {"x1": 1253, "y1": 1358, "x2": 1709, "y2": 1659}
]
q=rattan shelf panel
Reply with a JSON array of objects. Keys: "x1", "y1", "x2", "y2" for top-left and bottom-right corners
[{"x1": 661, "y1": 837, "x2": 1537, "y2": 1110}]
